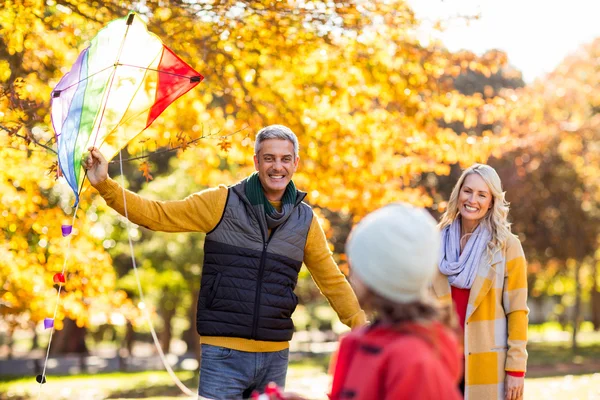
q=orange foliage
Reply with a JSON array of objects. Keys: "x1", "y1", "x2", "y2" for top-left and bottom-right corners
[
  {"x1": 0, "y1": 134, "x2": 130, "y2": 330},
  {"x1": 5, "y1": 1, "x2": 598, "y2": 329}
]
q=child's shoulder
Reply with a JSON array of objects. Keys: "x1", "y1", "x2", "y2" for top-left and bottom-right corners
[{"x1": 358, "y1": 323, "x2": 437, "y2": 350}]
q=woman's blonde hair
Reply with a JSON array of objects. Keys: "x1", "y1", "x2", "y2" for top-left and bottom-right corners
[{"x1": 438, "y1": 164, "x2": 512, "y2": 257}]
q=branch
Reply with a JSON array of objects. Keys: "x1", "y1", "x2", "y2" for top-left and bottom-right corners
[
  {"x1": 15, "y1": 132, "x2": 57, "y2": 155},
  {"x1": 2, "y1": 121, "x2": 247, "y2": 163},
  {"x1": 108, "y1": 125, "x2": 249, "y2": 163},
  {"x1": 1, "y1": 124, "x2": 58, "y2": 155},
  {"x1": 54, "y1": 0, "x2": 126, "y2": 25}
]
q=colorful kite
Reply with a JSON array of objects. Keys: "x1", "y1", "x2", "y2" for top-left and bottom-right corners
[
  {"x1": 40, "y1": 13, "x2": 203, "y2": 394},
  {"x1": 51, "y1": 12, "x2": 203, "y2": 205}
]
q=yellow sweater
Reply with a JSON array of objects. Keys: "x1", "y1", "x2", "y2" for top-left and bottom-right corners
[{"x1": 95, "y1": 178, "x2": 367, "y2": 352}]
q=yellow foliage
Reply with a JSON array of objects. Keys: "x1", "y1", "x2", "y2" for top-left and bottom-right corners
[
  {"x1": 504, "y1": 38, "x2": 600, "y2": 215},
  {"x1": 0, "y1": 0, "x2": 544, "y2": 327},
  {"x1": 0, "y1": 134, "x2": 121, "y2": 329}
]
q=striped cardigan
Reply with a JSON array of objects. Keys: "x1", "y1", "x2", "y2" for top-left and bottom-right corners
[{"x1": 432, "y1": 234, "x2": 529, "y2": 400}]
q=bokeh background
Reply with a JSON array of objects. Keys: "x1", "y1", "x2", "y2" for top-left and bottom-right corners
[{"x1": 1, "y1": 1, "x2": 599, "y2": 398}]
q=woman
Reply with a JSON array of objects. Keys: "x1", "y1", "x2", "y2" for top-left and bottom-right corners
[{"x1": 432, "y1": 164, "x2": 528, "y2": 400}]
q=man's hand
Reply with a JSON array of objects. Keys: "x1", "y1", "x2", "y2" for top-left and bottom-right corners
[
  {"x1": 505, "y1": 375, "x2": 524, "y2": 400},
  {"x1": 82, "y1": 147, "x2": 108, "y2": 186}
]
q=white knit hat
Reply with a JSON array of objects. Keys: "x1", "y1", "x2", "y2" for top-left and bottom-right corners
[{"x1": 346, "y1": 203, "x2": 441, "y2": 303}]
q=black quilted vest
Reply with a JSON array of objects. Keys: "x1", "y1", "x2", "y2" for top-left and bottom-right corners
[{"x1": 196, "y1": 180, "x2": 313, "y2": 341}]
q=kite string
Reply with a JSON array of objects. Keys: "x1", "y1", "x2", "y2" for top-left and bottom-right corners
[
  {"x1": 116, "y1": 149, "x2": 196, "y2": 398},
  {"x1": 98, "y1": 25, "x2": 193, "y2": 394},
  {"x1": 83, "y1": 13, "x2": 193, "y2": 396},
  {"x1": 37, "y1": 201, "x2": 82, "y2": 400},
  {"x1": 36, "y1": 162, "x2": 194, "y2": 398}
]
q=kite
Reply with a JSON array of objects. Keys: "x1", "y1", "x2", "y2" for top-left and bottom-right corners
[
  {"x1": 39, "y1": 12, "x2": 203, "y2": 396},
  {"x1": 51, "y1": 12, "x2": 203, "y2": 206}
]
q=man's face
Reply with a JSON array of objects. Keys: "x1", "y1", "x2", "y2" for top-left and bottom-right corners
[{"x1": 253, "y1": 139, "x2": 299, "y2": 201}]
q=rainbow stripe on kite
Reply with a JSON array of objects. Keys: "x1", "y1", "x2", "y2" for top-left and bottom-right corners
[{"x1": 51, "y1": 13, "x2": 203, "y2": 205}]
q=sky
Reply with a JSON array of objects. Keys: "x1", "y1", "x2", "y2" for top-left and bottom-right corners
[{"x1": 406, "y1": 0, "x2": 600, "y2": 82}]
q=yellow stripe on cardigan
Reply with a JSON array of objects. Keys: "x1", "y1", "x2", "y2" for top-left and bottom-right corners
[
  {"x1": 470, "y1": 287, "x2": 498, "y2": 321},
  {"x1": 507, "y1": 311, "x2": 528, "y2": 342},
  {"x1": 506, "y1": 256, "x2": 527, "y2": 290},
  {"x1": 467, "y1": 352, "x2": 499, "y2": 385}
]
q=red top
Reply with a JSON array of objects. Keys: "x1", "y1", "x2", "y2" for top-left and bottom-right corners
[
  {"x1": 451, "y1": 286, "x2": 524, "y2": 378},
  {"x1": 329, "y1": 322, "x2": 463, "y2": 400},
  {"x1": 451, "y1": 286, "x2": 470, "y2": 329}
]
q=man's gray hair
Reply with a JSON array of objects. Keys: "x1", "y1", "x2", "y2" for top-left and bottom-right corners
[{"x1": 254, "y1": 125, "x2": 299, "y2": 157}]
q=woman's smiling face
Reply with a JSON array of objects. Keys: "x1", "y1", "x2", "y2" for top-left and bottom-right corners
[{"x1": 458, "y1": 173, "x2": 493, "y2": 225}]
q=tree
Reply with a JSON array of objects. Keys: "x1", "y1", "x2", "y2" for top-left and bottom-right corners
[
  {"x1": 0, "y1": 133, "x2": 134, "y2": 355},
  {"x1": 496, "y1": 38, "x2": 600, "y2": 347},
  {"x1": 0, "y1": 0, "x2": 530, "y2": 350},
  {"x1": 491, "y1": 142, "x2": 598, "y2": 340},
  {"x1": 3, "y1": 1, "x2": 514, "y2": 217}
]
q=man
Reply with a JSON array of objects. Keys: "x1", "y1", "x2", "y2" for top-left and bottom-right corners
[{"x1": 84, "y1": 124, "x2": 366, "y2": 400}]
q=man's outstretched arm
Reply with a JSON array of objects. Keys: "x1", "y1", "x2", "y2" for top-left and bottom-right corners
[{"x1": 84, "y1": 147, "x2": 227, "y2": 233}]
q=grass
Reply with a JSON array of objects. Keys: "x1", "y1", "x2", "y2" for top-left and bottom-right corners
[
  {"x1": 2, "y1": 325, "x2": 599, "y2": 399},
  {"x1": 0, "y1": 370, "x2": 196, "y2": 399},
  {"x1": 528, "y1": 341, "x2": 600, "y2": 372},
  {"x1": 2, "y1": 368, "x2": 600, "y2": 400},
  {"x1": 288, "y1": 336, "x2": 600, "y2": 378},
  {"x1": 525, "y1": 329, "x2": 600, "y2": 378},
  {"x1": 0, "y1": 359, "x2": 328, "y2": 400}
]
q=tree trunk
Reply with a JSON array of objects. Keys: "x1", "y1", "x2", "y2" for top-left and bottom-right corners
[
  {"x1": 592, "y1": 261, "x2": 600, "y2": 330},
  {"x1": 159, "y1": 305, "x2": 176, "y2": 354},
  {"x1": 572, "y1": 262, "x2": 582, "y2": 351},
  {"x1": 6, "y1": 325, "x2": 14, "y2": 360},
  {"x1": 30, "y1": 323, "x2": 39, "y2": 352},
  {"x1": 183, "y1": 290, "x2": 201, "y2": 361},
  {"x1": 124, "y1": 321, "x2": 135, "y2": 355},
  {"x1": 50, "y1": 318, "x2": 89, "y2": 355}
]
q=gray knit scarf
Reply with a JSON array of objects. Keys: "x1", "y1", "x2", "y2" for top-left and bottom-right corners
[
  {"x1": 438, "y1": 218, "x2": 491, "y2": 289},
  {"x1": 245, "y1": 172, "x2": 297, "y2": 230}
]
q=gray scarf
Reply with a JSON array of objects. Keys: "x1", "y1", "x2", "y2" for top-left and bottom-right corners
[
  {"x1": 245, "y1": 172, "x2": 297, "y2": 230},
  {"x1": 438, "y1": 218, "x2": 491, "y2": 289}
]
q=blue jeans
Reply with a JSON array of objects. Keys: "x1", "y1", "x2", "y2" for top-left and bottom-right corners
[{"x1": 198, "y1": 344, "x2": 289, "y2": 400}]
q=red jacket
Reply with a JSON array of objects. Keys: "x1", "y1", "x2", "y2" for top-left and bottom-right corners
[{"x1": 329, "y1": 322, "x2": 463, "y2": 400}]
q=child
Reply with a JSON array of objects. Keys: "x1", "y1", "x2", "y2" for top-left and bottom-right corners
[{"x1": 268, "y1": 203, "x2": 463, "y2": 400}]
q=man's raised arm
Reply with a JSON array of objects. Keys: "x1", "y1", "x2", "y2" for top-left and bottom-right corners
[{"x1": 84, "y1": 147, "x2": 227, "y2": 233}]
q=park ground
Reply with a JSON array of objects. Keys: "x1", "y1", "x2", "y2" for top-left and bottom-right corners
[{"x1": 1, "y1": 326, "x2": 600, "y2": 399}]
